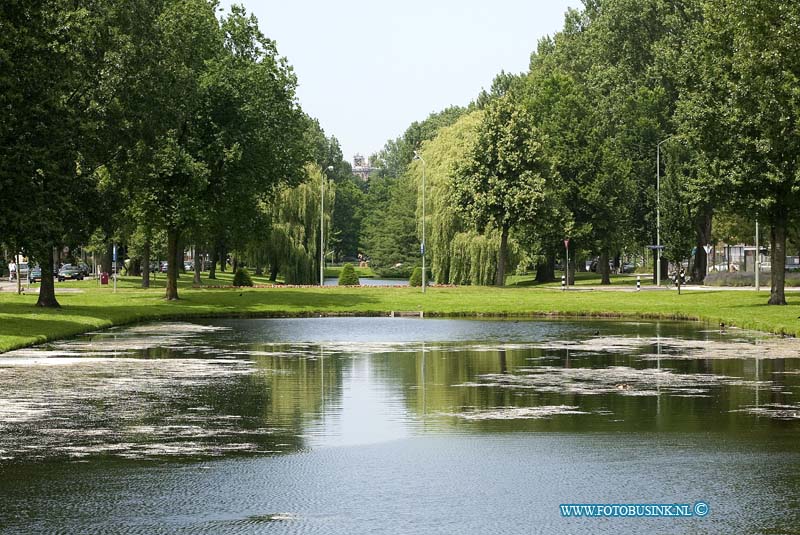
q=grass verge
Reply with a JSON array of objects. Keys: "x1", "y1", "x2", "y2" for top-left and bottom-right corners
[{"x1": 2, "y1": 276, "x2": 799, "y2": 353}]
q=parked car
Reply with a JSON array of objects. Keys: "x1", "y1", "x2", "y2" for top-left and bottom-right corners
[
  {"x1": 14, "y1": 262, "x2": 30, "y2": 280},
  {"x1": 621, "y1": 263, "x2": 636, "y2": 273},
  {"x1": 57, "y1": 264, "x2": 84, "y2": 282},
  {"x1": 29, "y1": 265, "x2": 42, "y2": 283},
  {"x1": 712, "y1": 262, "x2": 739, "y2": 272},
  {"x1": 160, "y1": 262, "x2": 168, "y2": 273},
  {"x1": 589, "y1": 259, "x2": 609, "y2": 272},
  {"x1": 76, "y1": 262, "x2": 91, "y2": 276},
  {"x1": 183, "y1": 261, "x2": 193, "y2": 271}
]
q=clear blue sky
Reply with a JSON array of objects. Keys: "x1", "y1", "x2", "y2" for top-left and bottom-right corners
[{"x1": 220, "y1": 0, "x2": 582, "y2": 162}]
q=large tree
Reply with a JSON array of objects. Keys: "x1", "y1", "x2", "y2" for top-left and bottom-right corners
[
  {"x1": 264, "y1": 164, "x2": 334, "y2": 284},
  {"x1": 453, "y1": 95, "x2": 553, "y2": 286},
  {"x1": 115, "y1": 0, "x2": 220, "y2": 300},
  {"x1": 689, "y1": 0, "x2": 800, "y2": 304},
  {"x1": 0, "y1": 1, "x2": 123, "y2": 306},
  {"x1": 409, "y1": 111, "x2": 483, "y2": 284},
  {"x1": 200, "y1": 5, "x2": 308, "y2": 282}
]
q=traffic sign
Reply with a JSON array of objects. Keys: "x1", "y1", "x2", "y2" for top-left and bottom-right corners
[{"x1": 703, "y1": 244, "x2": 713, "y2": 255}]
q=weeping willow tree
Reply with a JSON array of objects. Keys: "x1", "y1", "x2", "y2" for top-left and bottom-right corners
[
  {"x1": 449, "y1": 228, "x2": 521, "y2": 285},
  {"x1": 409, "y1": 111, "x2": 480, "y2": 284},
  {"x1": 408, "y1": 110, "x2": 521, "y2": 285},
  {"x1": 264, "y1": 164, "x2": 335, "y2": 284}
]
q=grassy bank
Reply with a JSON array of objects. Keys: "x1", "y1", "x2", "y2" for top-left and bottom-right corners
[{"x1": 2, "y1": 275, "x2": 799, "y2": 353}]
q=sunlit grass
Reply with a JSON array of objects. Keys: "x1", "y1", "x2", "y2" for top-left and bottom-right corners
[{"x1": 3, "y1": 279, "x2": 799, "y2": 353}]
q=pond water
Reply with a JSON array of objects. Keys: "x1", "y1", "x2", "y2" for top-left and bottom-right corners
[{"x1": 1, "y1": 317, "x2": 799, "y2": 534}]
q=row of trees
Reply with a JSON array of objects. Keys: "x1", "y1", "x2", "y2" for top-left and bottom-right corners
[
  {"x1": 1, "y1": 1, "x2": 352, "y2": 305},
  {"x1": 366, "y1": 0, "x2": 799, "y2": 305}
]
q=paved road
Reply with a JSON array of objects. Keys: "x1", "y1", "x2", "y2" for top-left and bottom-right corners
[
  {"x1": 557, "y1": 284, "x2": 800, "y2": 292},
  {"x1": 0, "y1": 279, "x2": 88, "y2": 293}
]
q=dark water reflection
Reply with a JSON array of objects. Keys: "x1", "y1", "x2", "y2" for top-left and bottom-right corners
[{"x1": 1, "y1": 318, "x2": 799, "y2": 534}]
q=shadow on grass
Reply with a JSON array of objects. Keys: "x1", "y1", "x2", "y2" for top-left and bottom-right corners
[
  {"x1": 507, "y1": 278, "x2": 640, "y2": 288},
  {"x1": 0, "y1": 288, "x2": 384, "y2": 352}
]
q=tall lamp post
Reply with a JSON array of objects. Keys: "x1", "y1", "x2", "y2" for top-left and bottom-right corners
[
  {"x1": 656, "y1": 135, "x2": 675, "y2": 287},
  {"x1": 320, "y1": 165, "x2": 334, "y2": 286},
  {"x1": 413, "y1": 151, "x2": 426, "y2": 293},
  {"x1": 755, "y1": 219, "x2": 760, "y2": 292}
]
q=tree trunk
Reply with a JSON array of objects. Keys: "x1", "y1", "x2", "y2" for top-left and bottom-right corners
[
  {"x1": 598, "y1": 251, "x2": 611, "y2": 285},
  {"x1": 165, "y1": 228, "x2": 180, "y2": 300},
  {"x1": 692, "y1": 207, "x2": 713, "y2": 283},
  {"x1": 208, "y1": 243, "x2": 216, "y2": 279},
  {"x1": 193, "y1": 247, "x2": 202, "y2": 285},
  {"x1": 36, "y1": 246, "x2": 60, "y2": 308},
  {"x1": 535, "y1": 255, "x2": 555, "y2": 283},
  {"x1": 269, "y1": 263, "x2": 279, "y2": 282},
  {"x1": 495, "y1": 223, "x2": 509, "y2": 287},
  {"x1": 768, "y1": 222, "x2": 787, "y2": 305},
  {"x1": 101, "y1": 242, "x2": 113, "y2": 274},
  {"x1": 219, "y1": 247, "x2": 227, "y2": 272},
  {"x1": 232, "y1": 255, "x2": 238, "y2": 273},
  {"x1": 142, "y1": 238, "x2": 151, "y2": 289},
  {"x1": 254, "y1": 252, "x2": 263, "y2": 276},
  {"x1": 129, "y1": 258, "x2": 141, "y2": 277},
  {"x1": 175, "y1": 238, "x2": 183, "y2": 277}
]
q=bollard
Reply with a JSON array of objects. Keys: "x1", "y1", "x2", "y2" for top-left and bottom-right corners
[
  {"x1": 636, "y1": 275, "x2": 640, "y2": 291},
  {"x1": 561, "y1": 274, "x2": 566, "y2": 291}
]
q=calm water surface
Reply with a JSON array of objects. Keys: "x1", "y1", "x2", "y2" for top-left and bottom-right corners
[{"x1": 1, "y1": 317, "x2": 799, "y2": 534}]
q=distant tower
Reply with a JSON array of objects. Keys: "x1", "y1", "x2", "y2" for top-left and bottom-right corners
[{"x1": 352, "y1": 153, "x2": 373, "y2": 181}]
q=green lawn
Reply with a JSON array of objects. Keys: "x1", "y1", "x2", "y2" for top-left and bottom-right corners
[
  {"x1": 2, "y1": 277, "x2": 799, "y2": 353},
  {"x1": 507, "y1": 271, "x2": 641, "y2": 287}
]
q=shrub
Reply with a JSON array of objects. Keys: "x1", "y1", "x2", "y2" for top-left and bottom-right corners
[
  {"x1": 338, "y1": 263, "x2": 360, "y2": 286},
  {"x1": 703, "y1": 272, "x2": 754, "y2": 287},
  {"x1": 704, "y1": 271, "x2": 800, "y2": 287},
  {"x1": 409, "y1": 266, "x2": 423, "y2": 287},
  {"x1": 232, "y1": 268, "x2": 253, "y2": 287}
]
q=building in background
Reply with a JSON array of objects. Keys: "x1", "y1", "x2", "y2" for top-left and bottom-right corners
[{"x1": 352, "y1": 154, "x2": 375, "y2": 181}]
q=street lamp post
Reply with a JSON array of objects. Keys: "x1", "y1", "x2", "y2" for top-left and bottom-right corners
[
  {"x1": 755, "y1": 219, "x2": 760, "y2": 292},
  {"x1": 656, "y1": 136, "x2": 676, "y2": 287},
  {"x1": 320, "y1": 165, "x2": 333, "y2": 286},
  {"x1": 413, "y1": 151, "x2": 426, "y2": 293}
]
